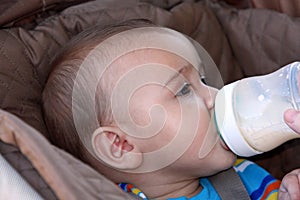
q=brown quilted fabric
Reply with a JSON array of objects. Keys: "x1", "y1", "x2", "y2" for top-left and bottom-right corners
[
  {"x1": 0, "y1": 29, "x2": 48, "y2": 138},
  {"x1": 220, "y1": 0, "x2": 300, "y2": 16},
  {"x1": 214, "y1": 5, "x2": 300, "y2": 76},
  {"x1": 0, "y1": 0, "x2": 91, "y2": 27},
  {"x1": 251, "y1": 0, "x2": 300, "y2": 17}
]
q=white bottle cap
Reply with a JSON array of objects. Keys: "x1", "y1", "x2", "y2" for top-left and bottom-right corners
[{"x1": 214, "y1": 81, "x2": 262, "y2": 157}]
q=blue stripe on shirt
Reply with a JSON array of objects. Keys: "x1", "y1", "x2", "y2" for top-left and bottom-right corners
[{"x1": 250, "y1": 175, "x2": 274, "y2": 199}]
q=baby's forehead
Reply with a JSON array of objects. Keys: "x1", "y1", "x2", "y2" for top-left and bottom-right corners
[
  {"x1": 102, "y1": 48, "x2": 205, "y2": 91},
  {"x1": 91, "y1": 27, "x2": 203, "y2": 75},
  {"x1": 110, "y1": 48, "x2": 193, "y2": 72}
]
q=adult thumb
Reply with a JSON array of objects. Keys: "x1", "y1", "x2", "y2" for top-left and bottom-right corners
[{"x1": 284, "y1": 109, "x2": 300, "y2": 134}]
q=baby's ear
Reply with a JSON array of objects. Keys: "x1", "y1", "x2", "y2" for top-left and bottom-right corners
[{"x1": 92, "y1": 127, "x2": 142, "y2": 170}]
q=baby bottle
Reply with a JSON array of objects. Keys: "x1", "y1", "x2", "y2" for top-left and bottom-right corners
[{"x1": 214, "y1": 62, "x2": 300, "y2": 157}]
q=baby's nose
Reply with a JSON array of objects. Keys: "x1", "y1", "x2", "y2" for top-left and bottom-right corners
[{"x1": 203, "y1": 86, "x2": 218, "y2": 110}]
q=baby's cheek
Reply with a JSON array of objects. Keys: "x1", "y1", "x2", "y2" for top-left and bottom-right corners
[
  {"x1": 128, "y1": 84, "x2": 168, "y2": 126},
  {"x1": 128, "y1": 103, "x2": 151, "y2": 127},
  {"x1": 130, "y1": 99, "x2": 183, "y2": 152}
]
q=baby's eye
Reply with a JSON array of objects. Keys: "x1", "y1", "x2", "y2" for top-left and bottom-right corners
[{"x1": 176, "y1": 82, "x2": 192, "y2": 97}]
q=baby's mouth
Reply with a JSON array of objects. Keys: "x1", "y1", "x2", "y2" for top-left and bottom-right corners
[
  {"x1": 198, "y1": 111, "x2": 221, "y2": 159},
  {"x1": 211, "y1": 108, "x2": 231, "y2": 152},
  {"x1": 220, "y1": 138, "x2": 231, "y2": 151}
]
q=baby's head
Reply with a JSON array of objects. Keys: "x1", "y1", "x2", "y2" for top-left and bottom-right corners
[{"x1": 42, "y1": 19, "x2": 236, "y2": 190}]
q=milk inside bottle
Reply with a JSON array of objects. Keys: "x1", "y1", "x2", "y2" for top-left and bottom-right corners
[{"x1": 214, "y1": 62, "x2": 300, "y2": 157}]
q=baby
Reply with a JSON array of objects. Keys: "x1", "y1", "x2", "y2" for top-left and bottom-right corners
[{"x1": 42, "y1": 20, "x2": 300, "y2": 199}]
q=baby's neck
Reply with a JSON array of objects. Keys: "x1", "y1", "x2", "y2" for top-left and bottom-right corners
[{"x1": 141, "y1": 178, "x2": 202, "y2": 199}]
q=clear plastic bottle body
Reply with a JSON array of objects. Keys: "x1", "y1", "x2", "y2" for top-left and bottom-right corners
[
  {"x1": 233, "y1": 62, "x2": 300, "y2": 152},
  {"x1": 214, "y1": 62, "x2": 300, "y2": 157}
]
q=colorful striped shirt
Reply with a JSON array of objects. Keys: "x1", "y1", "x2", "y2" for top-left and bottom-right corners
[
  {"x1": 118, "y1": 159, "x2": 281, "y2": 200},
  {"x1": 234, "y1": 159, "x2": 281, "y2": 200}
]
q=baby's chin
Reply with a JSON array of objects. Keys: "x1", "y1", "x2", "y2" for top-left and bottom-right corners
[
  {"x1": 213, "y1": 138, "x2": 237, "y2": 168},
  {"x1": 199, "y1": 136, "x2": 236, "y2": 165}
]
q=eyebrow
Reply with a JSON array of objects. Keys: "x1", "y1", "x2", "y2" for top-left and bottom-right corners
[{"x1": 164, "y1": 65, "x2": 189, "y2": 86}]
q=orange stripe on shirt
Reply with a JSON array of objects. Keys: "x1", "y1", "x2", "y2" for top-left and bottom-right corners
[{"x1": 261, "y1": 180, "x2": 281, "y2": 200}]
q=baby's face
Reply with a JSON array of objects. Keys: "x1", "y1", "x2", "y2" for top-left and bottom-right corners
[{"x1": 108, "y1": 48, "x2": 236, "y2": 176}]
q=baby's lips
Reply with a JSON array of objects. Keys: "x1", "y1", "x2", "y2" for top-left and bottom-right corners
[{"x1": 220, "y1": 138, "x2": 231, "y2": 152}]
